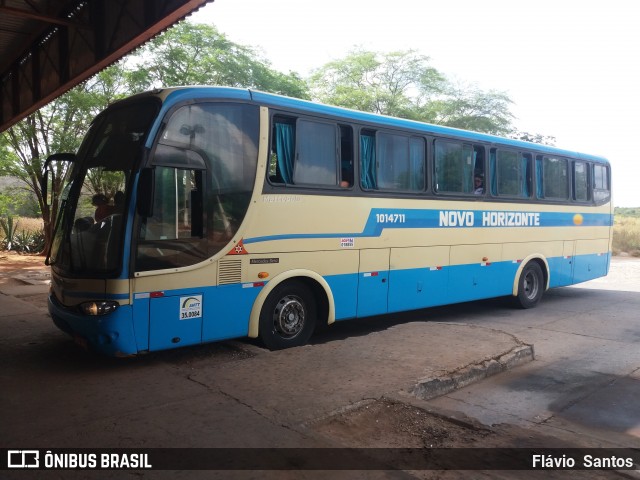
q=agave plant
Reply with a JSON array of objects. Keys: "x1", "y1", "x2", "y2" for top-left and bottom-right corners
[{"x1": 0, "y1": 216, "x2": 18, "y2": 251}]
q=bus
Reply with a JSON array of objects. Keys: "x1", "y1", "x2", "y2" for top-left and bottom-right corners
[{"x1": 42, "y1": 86, "x2": 613, "y2": 356}]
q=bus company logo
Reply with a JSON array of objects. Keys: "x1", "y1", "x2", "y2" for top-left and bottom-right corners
[
  {"x1": 180, "y1": 295, "x2": 203, "y2": 320},
  {"x1": 8, "y1": 450, "x2": 39, "y2": 468},
  {"x1": 181, "y1": 297, "x2": 201, "y2": 310}
]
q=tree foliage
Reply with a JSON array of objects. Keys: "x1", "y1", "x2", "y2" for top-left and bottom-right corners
[
  {"x1": 310, "y1": 49, "x2": 445, "y2": 119},
  {"x1": 509, "y1": 130, "x2": 557, "y2": 146},
  {"x1": 0, "y1": 64, "x2": 130, "y2": 252},
  {"x1": 0, "y1": 23, "x2": 310, "y2": 253},
  {"x1": 131, "y1": 22, "x2": 309, "y2": 98},
  {"x1": 310, "y1": 49, "x2": 515, "y2": 135}
]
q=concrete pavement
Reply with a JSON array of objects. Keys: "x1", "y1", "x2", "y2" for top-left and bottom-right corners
[
  {"x1": 0, "y1": 263, "x2": 532, "y2": 447},
  {"x1": 2, "y1": 258, "x2": 640, "y2": 478}
]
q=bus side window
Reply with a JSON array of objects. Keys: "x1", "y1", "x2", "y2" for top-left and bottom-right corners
[
  {"x1": 491, "y1": 149, "x2": 531, "y2": 198},
  {"x1": 522, "y1": 153, "x2": 532, "y2": 198},
  {"x1": 573, "y1": 161, "x2": 590, "y2": 202},
  {"x1": 593, "y1": 164, "x2": 610, "y2": 203},
  {"x1": 433, "y1": 139, "x2": 474, "y2": 194},
  {"x1": 536, "y1": 155, "x2": 544, "y2": 198},
  {"x1": 473, "y1": 146, "x2": 485, "y2": 195},
  {"x1": 538, "y1": 155, "x2": 569, "y2": 200},
  {"x1": 293, "y1": 119, "x2": 337, "y2": 186},
  {"x1": 340, "y1": 125, "x2": 354, "y2": 187}
]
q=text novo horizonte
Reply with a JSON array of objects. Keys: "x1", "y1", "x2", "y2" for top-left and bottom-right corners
[{"x1": 439, "y1": 210, "x2": 541, "y2": 228}]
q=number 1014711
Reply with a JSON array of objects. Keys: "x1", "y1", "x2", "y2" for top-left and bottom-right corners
[{"x1": 376, "y1": 213, "x2": 406, "y2": 223}]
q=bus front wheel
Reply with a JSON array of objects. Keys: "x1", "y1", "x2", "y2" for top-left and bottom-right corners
[
  {"x1": 259, "y1": 281, "x2": 316, "y2": 350},
  {"x1": 514, "y1": 262, "x2": 544, "y2": 309}
]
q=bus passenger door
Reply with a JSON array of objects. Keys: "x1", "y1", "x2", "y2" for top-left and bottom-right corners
[
  {"x1": 148, "y1": 292, "x2": 203, "y2": 351},
  {"x1": 357, "y1": 249, "x2": 390, "y2": 317}
]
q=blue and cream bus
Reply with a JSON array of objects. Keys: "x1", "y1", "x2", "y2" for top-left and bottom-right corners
[{"x1": 42, "y1": 87, "x2": 613, "y2": 356}]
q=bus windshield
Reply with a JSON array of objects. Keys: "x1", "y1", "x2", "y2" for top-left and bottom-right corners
[{"x1": 49, "y1": 98, "x2": 160, "y2": 276}]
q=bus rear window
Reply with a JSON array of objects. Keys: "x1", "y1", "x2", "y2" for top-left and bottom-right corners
[{"x1": 593, "y1": 164, "x2": 610, "y2": 203}]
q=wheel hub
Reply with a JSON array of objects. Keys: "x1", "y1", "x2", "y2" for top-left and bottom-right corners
[{"x1": 273, "y1": 295, "x2": 305, "y2": 338}]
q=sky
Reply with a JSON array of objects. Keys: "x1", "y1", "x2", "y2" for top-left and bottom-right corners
[{"x1": 190, "y1": 0, "x2": 640, "y2": 207}]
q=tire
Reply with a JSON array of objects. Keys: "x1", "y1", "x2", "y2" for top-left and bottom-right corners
[
  {"x1": 514, "y1": 261, "x2": 544, "y2": 309},
  {"x1": 259, "y1": 281, "x2": 316, "y2": 350}
]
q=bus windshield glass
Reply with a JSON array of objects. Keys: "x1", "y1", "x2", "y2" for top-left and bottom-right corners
[{"x1": 48, "y1": 98, "x2": 160, "y2": 275}]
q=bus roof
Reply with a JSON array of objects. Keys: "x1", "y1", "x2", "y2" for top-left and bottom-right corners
[{"x1": 149, "y1": 86, "x2": 609, "y2": 165}]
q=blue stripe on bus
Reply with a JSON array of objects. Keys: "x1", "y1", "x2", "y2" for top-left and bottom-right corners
[{"x1": 244, "y1": 209, "x2": 612, "y2": 245}]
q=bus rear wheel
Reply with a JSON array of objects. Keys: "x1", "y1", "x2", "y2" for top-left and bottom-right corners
[
  {"x1": 259, "y1": 281, "x2": 316, "y2": 350},
  {"x1": 514, "y1": 262, "x2": 544, "y2": 309}
]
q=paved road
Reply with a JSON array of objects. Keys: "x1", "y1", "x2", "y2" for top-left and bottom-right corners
[
  {"x1": 426, "y1": 257, "x2": 640, "y2": 447},
  {"x1": 1, "y1": 257, "x2": 639, "y2": 478}
]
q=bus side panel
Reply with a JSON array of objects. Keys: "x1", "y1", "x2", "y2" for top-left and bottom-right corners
[
  {"x1": 388, "y1": 246, "x2": 450, "y2": 312},
  {"x1": 448, "y1": 244, "x2": 512, "y2": 303},
  {"x1": 547, "y1": 241, "x2": 575, "y2": 288},
  {"x1": 132, "y1": 295, "x2": 150, "y2": 351},
  {"x1": 324, "y1": 273, "x2": 358, "y2": 320},
  {"x1": 573, "y1": 239, "x2": 611, "y2": 284},
  {"x1": 149, "y1": 292, "x2": 203, "y2": 351},
  {"x1": 357, "y1": 249, "x2": 390, "y2": 317},
  {"x1": 202, "y1": 284, "x2": 262, "y2": 342}
]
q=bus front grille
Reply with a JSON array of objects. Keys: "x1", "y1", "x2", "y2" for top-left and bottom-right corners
[{"x1": 218, "y1": 259, "x2": 242, "y2": 285}]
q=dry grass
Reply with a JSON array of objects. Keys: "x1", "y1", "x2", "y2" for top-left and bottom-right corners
[
  {"x1": 0, "y1": 216, "x2": 44, "y2": 242},
  {"x1": 13, "y1": 217, "x2": 44, "y2": 234},
  {"x1": 613, "y1": 216, "x2": 640, "y2": 257}
]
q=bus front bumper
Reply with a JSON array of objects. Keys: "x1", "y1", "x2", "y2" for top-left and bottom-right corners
[{"x1": 48, "y1": 294, "x2": 138, "y2": 357}]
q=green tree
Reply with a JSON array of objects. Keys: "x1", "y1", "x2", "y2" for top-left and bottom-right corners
[
  {"x1": 131, "y1": 22, "x2": 310, "y2": 98},
  {"x1": 309, "y1": 49, "x2": 515, "y2": 135},
  {"x1": 309, "y1": 49, "x2": 445, "y2": 118},
  {"x1": 0, "y1": 65, "x2": 129, "y2": 253},
  {"x1": 510, "y1": 130, "x2": 557, "y2": 146},
  {"x1": 430, "y1": 82, "x2": 514, "y2": 135},
  {"x1": 0, "y1": 23, "x2": 311, "y2": 254}
]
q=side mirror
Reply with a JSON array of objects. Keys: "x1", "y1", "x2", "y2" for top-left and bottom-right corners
[
  {"x1": 136, "y1": 168, "x2": 155, "y2": 217},
  {"x1": 41, "y1": 152, "x2": 76, "y2": 207}
]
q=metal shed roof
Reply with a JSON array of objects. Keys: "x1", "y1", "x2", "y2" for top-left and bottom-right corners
[{"x1": 0, "y1": 0, "x2": 213, "y2": 133}]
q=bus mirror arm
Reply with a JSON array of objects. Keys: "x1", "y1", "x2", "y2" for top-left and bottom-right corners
[
  {"x1": 137, "y1": 168, "x2": 155, "y2": 217},
  {"x1": 41, "y1": 152, "x2": 76, "y2": 207}
]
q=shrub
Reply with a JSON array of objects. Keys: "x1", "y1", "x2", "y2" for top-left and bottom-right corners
[
  {"x1": 613, "y1": 216, "x2": 640, "y2": 257},
  {"x1": 0, "y1": 216, "x2": 18, "y2": 251},
  {"x1": 1, "y1": 216, "x2": 45, "y2": 253}
]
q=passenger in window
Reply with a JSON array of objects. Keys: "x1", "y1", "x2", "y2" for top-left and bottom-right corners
[
  {"x1": 474, "y1": 174, "x2": 485, "y2": 195},
  {"x1": 92, "y1": 194, "x2": 115, "y2": 221},
  {"x1": 340, "y1": 163, "x2": 353, "y2": 188}
]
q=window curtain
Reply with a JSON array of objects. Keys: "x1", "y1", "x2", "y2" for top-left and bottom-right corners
[
  {"x1": 360, "y1": 135, "x2": 377, "y2": 189},
  {"x1": 275, "y1": 123, "x2": 294, "y2": 184}
]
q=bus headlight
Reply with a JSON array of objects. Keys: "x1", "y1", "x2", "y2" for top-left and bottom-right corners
[{"x1": 79, "y1": 301, "x2": 119, "y2": 316}]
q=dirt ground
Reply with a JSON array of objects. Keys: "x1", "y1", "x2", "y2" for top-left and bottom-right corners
[
  {"x1": 0, "y1": 251, "x2": 48, "y2": 286},
  {"x1": 311, "y1": 399, "x2": 623, "y2": 478},
  {"x1": 0, "y1": 252, "x2": 628, "y2": 477}
]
